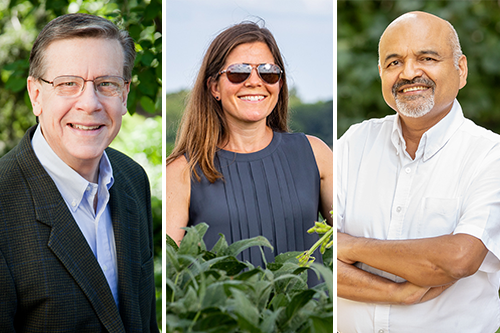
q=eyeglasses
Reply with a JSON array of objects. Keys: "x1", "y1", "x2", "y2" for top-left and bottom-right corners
[
  {"x1": 40, "y1": 75, "x2": 129, "y2": 97},
  {"x1": 218, "y1": 63, "x2": 282, "y2": 85}
]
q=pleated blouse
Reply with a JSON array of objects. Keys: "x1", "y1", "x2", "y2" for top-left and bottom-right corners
[{"x1": 189, "y1": 131, "x2": 321, "y2": 268}]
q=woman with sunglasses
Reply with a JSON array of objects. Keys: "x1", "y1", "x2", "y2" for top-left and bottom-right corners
[{"x1": 166, "y1": 21, "x2": 333, "y2": 269}]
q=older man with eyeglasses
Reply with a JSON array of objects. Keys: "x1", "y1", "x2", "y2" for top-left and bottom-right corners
[{"x1": 0, "y1": 13, "x2": 159, "y2": 332}]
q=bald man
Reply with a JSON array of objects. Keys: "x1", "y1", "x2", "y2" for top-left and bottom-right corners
[{"x1": 337, "y1": 11, "x2": 500, "y2": 332}]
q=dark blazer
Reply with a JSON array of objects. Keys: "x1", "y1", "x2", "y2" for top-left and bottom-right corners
[{"x1": 0, "y1": 125, "x2": 159, "y2": 332}]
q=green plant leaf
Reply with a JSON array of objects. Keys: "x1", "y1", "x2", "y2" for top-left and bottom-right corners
[
  {"x1": 309, "y1": 263, "x2": 333, "y2": 298},
  {"x1": 193, "y1": 311, "x2": 238, "y2": 332},
  {"x1": 309, "y1": 315, "x2": 334, "y2": 333},
  {"x1": 201, "y1": 282, "x2": 227, "y2": 309},
  {"x1": 284, "y1": 289, "x2": 316, "y2": 323},
  {"x1": 221, "y1": 280, "x2": 250, "y2": 298},
  {"x1": 228, "y1": 288, "x2": 261, "y2": 333},
  {"x1": 165, "y1": 241, "x2": 181, "y2": 273},
  {"x1": 322, "y1": 246, "x2": 333, "y2": 269},
  {"x1": 254, "y1": 280, "x2": 273, "y2": 311},
  {"x1": 178, "y1": 223, "x2": 208, "y2": 255},
  {"x1": 211, "y1": 233, "x2": 229, "y2": 255},
  {"x1": 5, "y1": 76, "x2": 26, "y2": 93},
  {"x1": 273, "y1": 273, "x2": 308, "y2": 294},
  {"x1": 180, "y1": 285, "x2": 199, "y2": 313},
  {"x1": 260, "y1": 308, "x2": 282, "y2": 333},
  {"x1": 225, "y1": 236, "x2": 273, "y2": 257},
  {"x1": 234, "y1": 268, "x2": 262, "y2": 281},
  {"x1": 211, "y1": 256, "x2": 248, "y2": 276},
  {"x1": 166, "y1": 234, "x2": 178, "y2": 250},
  {"x1": 139, "y1": 95, "x2": 156, "y2": 113},
  {"x1": 274, "y1": 251, "x2": 302, "y2": 265},
  {"x1": 269, "y1": 293, "x2": 288, "y2": 311}
]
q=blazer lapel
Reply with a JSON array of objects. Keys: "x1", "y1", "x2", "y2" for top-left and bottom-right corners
[
  {"x1": 17, "y1": 126, "x2": 126, "y2": 332},
  {"x1": 109, "y1": 180, "x2": 142, "y2": 329}
]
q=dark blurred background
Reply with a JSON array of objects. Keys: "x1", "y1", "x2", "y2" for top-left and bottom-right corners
[{"x1": 338, "y1": 0, "x2": 500, "y2": 138}]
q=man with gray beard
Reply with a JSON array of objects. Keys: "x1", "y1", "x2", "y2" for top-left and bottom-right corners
[{"x1": 337, "y1": 11, "x2": 500, "y2": 332}]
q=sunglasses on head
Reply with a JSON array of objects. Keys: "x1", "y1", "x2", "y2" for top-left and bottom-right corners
[{"x1": 218, "y1": 63, "x2": 282, "y2": 85}]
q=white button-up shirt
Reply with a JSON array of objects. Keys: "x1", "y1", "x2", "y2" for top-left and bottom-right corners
[
  {"x1": 338, "y1": 100, "x2": 500, "y2": 332},
  {"x1": 32, "y1": 125, "x2": 119, "y2": 306}
]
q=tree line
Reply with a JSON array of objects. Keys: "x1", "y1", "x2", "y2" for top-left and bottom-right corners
[{"x1": 165, "y1": 88, "x2": 334, "y2": 155}]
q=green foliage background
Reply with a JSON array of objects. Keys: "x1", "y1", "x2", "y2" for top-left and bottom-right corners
[
  {"x1": 0, "y1": 0, "x2": 162, "y2": 327},
  {"x1": 0, "y1": 0, "x2": 161, "y2": 154},
  {"x1": 340, "y1": 2, "x2": 500, "y2": 331},
  {"x1": 338, "y1": 0, "x2": 500, "y2": 138}
]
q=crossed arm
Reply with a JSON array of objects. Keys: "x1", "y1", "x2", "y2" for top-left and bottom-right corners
[{"x1": 337, "y1": 232, "x2": 488, "y2": 304}]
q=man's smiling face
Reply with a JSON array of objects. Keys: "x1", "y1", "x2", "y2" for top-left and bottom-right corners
[
  {"x1": 378, "y1": 11, "x2": 467, "y2": 120},
  {"x1": 28, "y1": 37, "x2": 129, "y2": 180}
]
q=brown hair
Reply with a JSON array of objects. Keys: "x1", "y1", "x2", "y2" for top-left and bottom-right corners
[
  {"x1": 167, "y1": 21, "x2": 289, "y2": 183},
  {"x1": 29, "y1": 13, "x2": 136, "y2": 81}
]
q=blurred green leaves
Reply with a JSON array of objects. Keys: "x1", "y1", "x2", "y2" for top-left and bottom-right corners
[
  {"x1": 338, "y1": 0, "x2": 500, "y2": 138},
  {"x1": 0, "y1": 0, "x2": 161, "y2": 156}
]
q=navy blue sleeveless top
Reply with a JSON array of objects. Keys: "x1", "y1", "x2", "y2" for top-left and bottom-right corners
[{"x1": 189, "y1": 132, "x2": 321, "y2": 268}]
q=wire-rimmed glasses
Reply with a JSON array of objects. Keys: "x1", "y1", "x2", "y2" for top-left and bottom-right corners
[{"x1": 40, "y1": 75, "x2": 129, "y2": 97}]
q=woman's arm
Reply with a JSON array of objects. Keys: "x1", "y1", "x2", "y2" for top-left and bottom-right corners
[
  {"x1": 165, "y1": 155, "x2": 191, "y2": 245},
  {"x1": 307, "y1": 135, "x2": 333, "y2": 225}
]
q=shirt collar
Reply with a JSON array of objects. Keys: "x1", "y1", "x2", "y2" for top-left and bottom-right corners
[
  {"x1": 31, "y1": 125, "x2": 114, "y2": 212},
  {"x1": 391, "y1": 99, "x2": 465, "y2": 161}
]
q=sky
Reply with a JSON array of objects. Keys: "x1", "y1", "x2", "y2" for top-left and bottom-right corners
[{"x1": 164, "y1": 0, "x2": 333, "y2": 103}]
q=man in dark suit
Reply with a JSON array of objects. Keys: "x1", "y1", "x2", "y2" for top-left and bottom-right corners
[{"x1": 0, "y1": 13, "x2": 159, "y2": 332}]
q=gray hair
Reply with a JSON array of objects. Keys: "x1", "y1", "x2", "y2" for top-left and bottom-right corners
[
  {"x1": 29, "y1": 13, "x2": 136, "y2": 81},
  {"x1": 446, "y1": 20, "x2": 463, "y2": 69}
]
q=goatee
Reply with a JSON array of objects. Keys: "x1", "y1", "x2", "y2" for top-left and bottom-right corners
[{"x1": 392, "y1": 77, "x2": 436, "y2": 118}]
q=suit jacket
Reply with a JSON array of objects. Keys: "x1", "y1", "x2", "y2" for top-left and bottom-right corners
[{"x1": 0, "y1": 125, "x2": 159, "y2": 332}]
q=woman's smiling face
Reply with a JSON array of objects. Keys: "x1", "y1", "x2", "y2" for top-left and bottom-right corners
[{"x1": 210, "y1": 42, "x2": 282, "y2": 128}]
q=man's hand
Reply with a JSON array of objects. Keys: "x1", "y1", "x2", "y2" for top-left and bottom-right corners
[
  {"x1": 337, "y1": 259, "x2": 454, "y2": 304},
  {"x1": 396, "y1": 281, "x2": 455, "y2": 305}
]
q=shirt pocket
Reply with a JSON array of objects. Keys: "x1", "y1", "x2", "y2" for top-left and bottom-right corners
[{"x1": 418, "y1": 197, "x2": 459, "y2": 237}]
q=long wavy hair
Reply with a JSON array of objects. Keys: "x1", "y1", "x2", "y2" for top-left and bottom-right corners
[{"x1": 167, "y1": 21, "x2": 289, "y2": 183}]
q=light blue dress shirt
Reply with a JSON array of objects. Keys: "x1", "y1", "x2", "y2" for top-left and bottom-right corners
[{"x1": 32, "y1": 125, "x2": 119, "y2": 305}]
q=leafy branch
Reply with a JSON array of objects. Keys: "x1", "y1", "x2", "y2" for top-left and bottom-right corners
[{"x1": 297, "y1": 214, "x2": 333, "y2": 267}]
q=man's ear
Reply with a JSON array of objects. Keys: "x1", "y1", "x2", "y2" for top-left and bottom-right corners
[
  {"x1": 458, "y1": 55, "x2": 468, "y2": 90},
  {"x1": 27, "y1": 76, "x2": 43, "y2": 116},
  {"x1": 121, "y1": 82, "x2": 130, "y2": 116}
]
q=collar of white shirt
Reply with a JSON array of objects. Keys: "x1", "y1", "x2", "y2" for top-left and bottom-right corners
[
  {"x1": 30, "y1": 125, "x2": 119, "y2": 306},
  {"x1": 390, "y1": 99, "x2": 466, "y2": 161},
  {"x1": 31, "y1": 124, "x2": 114, "y2": 211}
]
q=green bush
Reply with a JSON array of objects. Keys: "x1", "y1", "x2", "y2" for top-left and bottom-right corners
[{"x1": 165, "y1": 223, "x2": 333, "y2": 333}]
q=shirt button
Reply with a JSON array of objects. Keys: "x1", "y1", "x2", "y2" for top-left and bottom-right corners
[
  {"x1": 396, "y1": 206, "x2": 402, "y2": 213},
  {"x1": 103, "y1": 265, "x2": 108, "y2": 271},
  {"x1": 71, "y1": 200, "x2": 76, "y2": 207},
  {"x1": 405, "y1": 167, "x2": 411, "y2": 173},
  {"x1": 378, "y1": 330, "x2": 385, "y2": 333}
]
